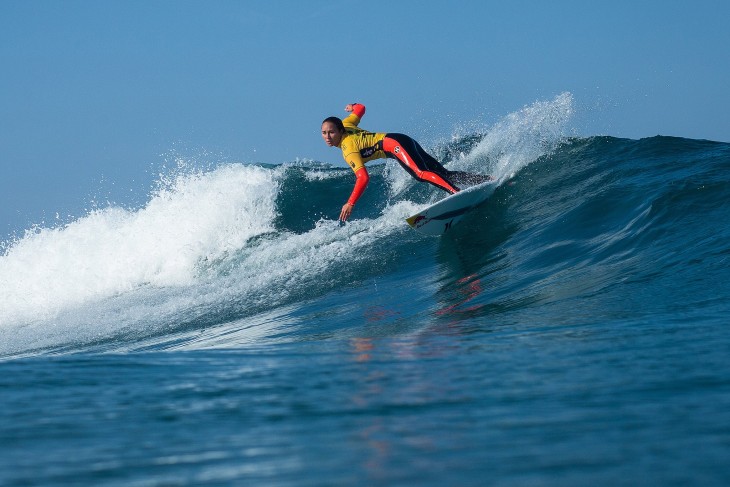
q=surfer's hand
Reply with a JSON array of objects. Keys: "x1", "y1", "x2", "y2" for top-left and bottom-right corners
[
  {"x1": 339, "y1": 202, "x2": 354, "y2": 221},
  {"x1": 344, "y1": 104, "x2": 354, "y2": 112}
]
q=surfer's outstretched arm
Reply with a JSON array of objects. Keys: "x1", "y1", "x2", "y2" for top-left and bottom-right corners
[{"x1": 340, "y1": 167, "x2": 369, "y2": 221}]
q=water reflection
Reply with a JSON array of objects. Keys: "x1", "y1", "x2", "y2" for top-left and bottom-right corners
[{"x1": 344, "y1": 335, "x2": 478, "y2": 483}]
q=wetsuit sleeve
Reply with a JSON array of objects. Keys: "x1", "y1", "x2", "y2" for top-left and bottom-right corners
[
  {"x1": 351, "y1": 103, "x2": 366, "y2": 118},
  {"x1": 342, "y1": 103, "x2": 366, "y2": 128},
  {"x1": 348, "y1": 167, "x2": 369, "y2": 205}
]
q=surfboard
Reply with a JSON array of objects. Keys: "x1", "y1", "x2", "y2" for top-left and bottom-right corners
[{"x1": 405, "y1": 180, "x2": 497, "y2": 235}]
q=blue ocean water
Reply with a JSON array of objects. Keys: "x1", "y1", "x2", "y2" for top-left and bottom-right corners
[{"x1": 2, "y1": 94, "x2": 730, "y2": 485}]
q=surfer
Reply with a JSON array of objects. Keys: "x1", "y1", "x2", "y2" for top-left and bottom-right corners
[{"x1": 322, "y1": 103, "x2": 491, "y2": 221}]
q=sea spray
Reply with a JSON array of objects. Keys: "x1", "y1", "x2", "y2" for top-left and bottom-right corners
[
  {"x1": 450, "y1": 92, "x2": 574, "y2": 181},
  {"x1": 384, "y1": 92, "x2": 575, "y2": 200}
]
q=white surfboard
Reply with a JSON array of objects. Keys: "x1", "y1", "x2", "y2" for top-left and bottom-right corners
[{"x1": 406, "y1": 180, "x2": 498, "y2": 235}]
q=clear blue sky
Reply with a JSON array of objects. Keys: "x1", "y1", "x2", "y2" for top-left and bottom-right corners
[{"x1": 2, "y1": 0, "x2": 729, "y2": 239}]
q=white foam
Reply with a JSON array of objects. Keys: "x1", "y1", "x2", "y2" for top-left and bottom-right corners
[{"x1": 0, "y1": 164, "x2": 278, "y2": 327}]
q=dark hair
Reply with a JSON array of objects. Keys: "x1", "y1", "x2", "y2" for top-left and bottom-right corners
[{"x1": 321, "y1": 116, "x2": 345, "y2": 133}]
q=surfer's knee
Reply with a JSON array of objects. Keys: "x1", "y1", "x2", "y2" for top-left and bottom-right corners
[{"x1": 420, "y1": 171, "x2": 459, "y2": 193}]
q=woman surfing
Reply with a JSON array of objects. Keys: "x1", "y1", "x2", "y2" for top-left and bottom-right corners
[{"x1": 322, "y1": 103, "x2": 491, "y2": 221}]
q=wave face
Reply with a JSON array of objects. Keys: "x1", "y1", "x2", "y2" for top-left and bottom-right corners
[{"x1": 1, "y1": 92, "x2": 729, "y2": 359}]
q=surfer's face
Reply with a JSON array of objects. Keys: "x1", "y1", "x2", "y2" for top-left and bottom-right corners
[{"x1": 322, "y1": 122, "x2": 344, "y2": 147}]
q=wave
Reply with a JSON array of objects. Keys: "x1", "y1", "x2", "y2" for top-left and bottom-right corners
[{"x1": 2, "y1": 92, "x2": 728, "y2": 359}]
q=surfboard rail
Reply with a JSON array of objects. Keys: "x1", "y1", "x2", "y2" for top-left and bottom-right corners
[{"x1": 406, "y1": 181, "x2": 497, "y2": 235}]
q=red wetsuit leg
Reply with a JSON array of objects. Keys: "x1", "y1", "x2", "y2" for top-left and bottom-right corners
[{"x1": 382, "y1": 136, "x2": 459, "y2": 194}]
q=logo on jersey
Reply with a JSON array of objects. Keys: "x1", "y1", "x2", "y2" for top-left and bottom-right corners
[{"x1": 360, "y1": 146, "x2": 377, "y2": 158}]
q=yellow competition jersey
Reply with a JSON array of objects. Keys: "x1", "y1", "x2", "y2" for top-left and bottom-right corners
[{"x1": 339, "y1": 112, "x2": 387, "y2": 173}]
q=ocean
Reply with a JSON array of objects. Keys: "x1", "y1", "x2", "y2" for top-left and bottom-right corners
[{"x1": 2, "y1": 93, "x2": 729, "y2": 486}]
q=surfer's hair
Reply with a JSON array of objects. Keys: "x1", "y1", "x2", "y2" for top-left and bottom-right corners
[{"x1": 322, "y1": 116, "x2": 345, "y2": 133}]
